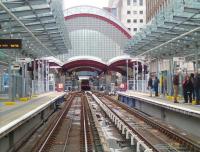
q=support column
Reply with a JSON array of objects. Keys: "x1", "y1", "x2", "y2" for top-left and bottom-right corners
[
  {"x1": 141, "y1": 61, "x2": 144, "y2": 92},
  {"x1": 169, "y1": 59, "x2": 173, "y2": 96},
  {"x1": 8, "y1": 62, "x2": 14, "y2": 100},
  {"x1": 157, "y1": 59, "x2": 160, "y2": 94},
  {"x1": 46, "y1": 60, "x2": 49, "y2": 92},
  {"x1": 133, "y1": 62, "x2": 135, "y2": 90},
  {"x1": 33, "y1": 59, "x2": 36, "y2": 94},
  {"x1": 126, "y1": 130, "x2": 129, "y2": 139},
  {"x1": 126, "y1": 59, "x2": 129, "y2": 91},
  {"x1": 137, "y1": 141, "x2": 144, "y2": 152},
  {"x1": 22, "y1": 63, "x2": 25, "y2": 97},
  {"x1": 41, "y1": 60, "x2": 44, "y2": 93},
  {"x1": 38, "y1": 60, "x2": 40, "y2": 94},
  {"x1": 195, "y1": 45, "x2": 199, "y2": 73},
  {"x1": 136, "y1": 61, "x2": 139, "y2": 91},
  {"x1": 131, "y1": 135, "x2": 135, "y2": 145},
  {"x1": 122, "y1": 126, "x2": 125, "y2": 134},
  {"x1": 24, "y1": 62, "x2": 28, "y2": 96}
]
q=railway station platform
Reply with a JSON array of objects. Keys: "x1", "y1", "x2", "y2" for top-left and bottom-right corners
[
  {"x1": 0, "y1": 92, "x2": 65, "y2": 152},
  {"x1": 117, "y1": 90, "x2": 200, "y2": 137}
]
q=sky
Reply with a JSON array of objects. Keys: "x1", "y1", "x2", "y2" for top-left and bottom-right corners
[{"x1": 63, "y1": 0, "x2": 109, "y2": 10}]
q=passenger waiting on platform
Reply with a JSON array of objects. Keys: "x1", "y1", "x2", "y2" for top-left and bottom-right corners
[
  {"x1": 147, "y1": 76, "x2": 153, "y2": 97},
  {"x1": 154, "y1": 76, "x2": 160, "y2": 97},
  {"x1": 182, "y1": 75, "x2": 193, "y2": 104},
  {"x1": 194, "y1": 73, "x2": 200, "y2": 105},
  {"x1": 190, "y1": 73, "x2": 195, "y2": 100},
  {"x1": 173, "y1": 73, "x2": 179, "y2": 103}
]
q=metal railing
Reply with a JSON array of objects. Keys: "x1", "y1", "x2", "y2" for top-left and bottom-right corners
[{"x1": 128, "y1": 80, "x2": 149, "y2": 93}]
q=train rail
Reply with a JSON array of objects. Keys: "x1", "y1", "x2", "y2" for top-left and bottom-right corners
[
  {"x1": 32, "y1": 92, "x2": 94, "y2": 152},
  {"x1": 93, "y1": 92, "x2": 200, "y2": 152}
]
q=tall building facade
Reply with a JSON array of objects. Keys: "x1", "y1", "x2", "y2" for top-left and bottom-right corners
[
  {"x1": 108, "y1": 0, "x2": 146, "y2": 36},
  {"x1": 146, "y1": 0, "x2": 169, "y2": 23}
]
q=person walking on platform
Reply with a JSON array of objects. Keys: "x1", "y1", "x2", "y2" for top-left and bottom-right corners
[
  {"x1": 154, "y1": 76, "x2": 160, "y2": 97},
  {"x1": 194, "y1": 73, "x2": 200, "y2": 105},
  {"x1": 148, "y1": 76, "x2": 153, "y2": 97},
  {"x1": 182, "y1": 75, "x2": 193, "y2": 103},
  {"x1": 173, "y1": 73, "x2": 179, "y2": 103}
]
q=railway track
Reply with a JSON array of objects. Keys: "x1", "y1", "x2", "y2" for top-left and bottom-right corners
[
  {"x1": 93, "y1": 92, "x2": 200, "y2": 152},
  {"x1": 34, "y1": 92, "x2": 94, "y2": 152}
]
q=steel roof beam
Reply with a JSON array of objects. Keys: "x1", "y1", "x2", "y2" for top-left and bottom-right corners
[
  {"x1": 1, "y1": 0, "x2": 47, "y2": 7},
  {"x1": 0, "y1": 7, "x2": 51, "y2": 19},
  {"x1": 164, "y1": 21, "x2": 200, "y2": 29},
  {"x1": 184, "y1": 7, "x2": 200, "y2": 14}
]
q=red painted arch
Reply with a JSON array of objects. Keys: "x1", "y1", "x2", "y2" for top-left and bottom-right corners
[
  {"x1": 64, "y1": 13, "x2": 131, "y2": 39},
  {"x1": 62, "y1": 60, "x2": 107, "y2": 72}
]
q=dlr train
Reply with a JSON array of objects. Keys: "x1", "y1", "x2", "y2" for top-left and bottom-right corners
[{"x1": 81, "y1": 79, "x2": 91, "y2": 91}]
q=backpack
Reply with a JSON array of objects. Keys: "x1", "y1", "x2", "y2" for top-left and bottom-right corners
[{"x1": 173, "y1": 75, "x2": 179, "y2": 85}]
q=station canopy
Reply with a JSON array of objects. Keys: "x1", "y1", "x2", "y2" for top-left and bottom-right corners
[
  {"x1": 125, "y1": 0, "x2": 200, "y2": 63},
  {"x1": 0, "y1": 0, "x2": 71, "y2": 62}
]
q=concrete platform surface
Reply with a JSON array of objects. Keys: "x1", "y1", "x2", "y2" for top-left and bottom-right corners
[
  {"x1": 0, "y1": 92, "x2": 65, "y2": 135},
  {"x1": 117, "y1": 91, "x2": 200, "y2": 117}
]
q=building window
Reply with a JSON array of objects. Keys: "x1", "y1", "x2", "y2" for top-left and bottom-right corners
[
  {"x1": 127, "y1": 10, "x2": 131, "y2": 14},
  {"x1": 128, "y1": 28, "x2": 131, "y2": 31},
  {"x1": 133, "y1": 0, "x2": 137, "y2": 5},
  {"x1": 133, "y1": 11, "x2": 137, "y2": 14},
  {"x1": 139, "y1": 0, "x2": 143, "y2": 6},
  {"x1": 140, "y1": 19, "x2": 143, "y2": 23},
  {"x1": 133, "y1": 19, "x2": 137, "y2": 23},
  {"x1": 127, "y1": 19, "x2": 131, "y2": 23},
  {"x1": 139, "y1": 10, "x2": 143, "y2": 14},
  {"x1": 127, "y1": 0, "x2": 131, "y2": 6},
  {"x1": 133, "y1": 28, "x2": 137, "y2": 31}
]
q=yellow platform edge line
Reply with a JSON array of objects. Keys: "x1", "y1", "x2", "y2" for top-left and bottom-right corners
[
  {"x1": 4, "y1": 102, "x2": 16, "y2": 105},
  {"x1": 19, "y1": 97, "x2": 30, "y2": 102}
]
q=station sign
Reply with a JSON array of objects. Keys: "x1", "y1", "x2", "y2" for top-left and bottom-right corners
[
  {"x1": 173, "y1": 57, "x2": 185, "y2": 62},
  {"x1": 0, "y1": 39, "x2": 22, "y2": 49},
  {"x1": 17, "y1": 58, "x2": 31, "y2": 63},
  {"x1": 11, "y1": 64, "x2": 20, "y2": 70}
]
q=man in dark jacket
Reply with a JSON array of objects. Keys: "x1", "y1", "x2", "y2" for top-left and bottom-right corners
[
  {"x1": 194, "y1": 73, "x2": 200, "y2": 105},
  {"x1": 182, "y1": 75, "x2": 193, "y2": 103},
  {"x1": 154, "y1": 76, "x2": 160, "y2": 97}
]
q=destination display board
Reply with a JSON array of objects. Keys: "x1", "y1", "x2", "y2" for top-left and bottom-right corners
[{"x1": 0, "y1": 39, "x2": 22, "y2": 49}]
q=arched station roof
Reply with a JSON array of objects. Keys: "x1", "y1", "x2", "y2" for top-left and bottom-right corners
[
  {"x1": 108, "y1": 56, "x2": 147, "y2": 74},
  {"x1": 64, "y1": 6, "x2": 131, "y2": 39},
  {"x1": 62, "y1": 56, "x2": 107, "y2": 73},
  {"x1": 61, "y1": 6, "x2": 131, "y2": 62},
  {"x1": 62, "y1": 56, "x2": 146, "y2": 75}
]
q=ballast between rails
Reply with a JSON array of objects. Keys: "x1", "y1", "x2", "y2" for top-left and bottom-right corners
[{"x1": 91, "y1": 93, "x2": 154, "y2": 152}]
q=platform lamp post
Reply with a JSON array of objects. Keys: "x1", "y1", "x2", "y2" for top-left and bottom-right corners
[
  {"x1": 126, "y1": 59, "x2": 129, "y2": 91},
  {"x1": 136, "y1": 60, "x2": 139, "y2": 91},
  {"x1": 141, "y1": 61, "x2": 144, "y2": 93},
  {"x1": 132, "y1": 61, "x2": 135, "y2": 91},
  {"x1": 195, "y1": 44, "x2": 199, "y2": 73}
]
